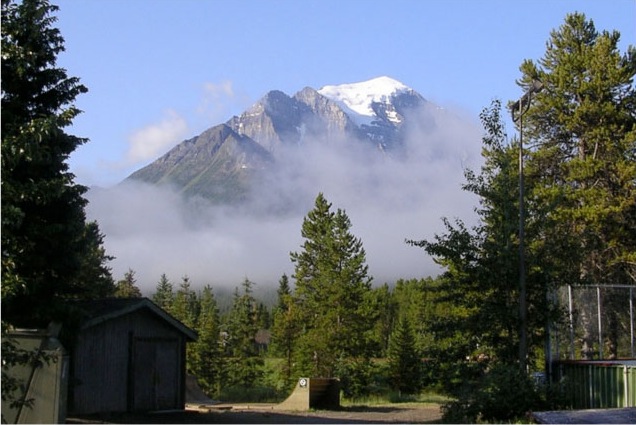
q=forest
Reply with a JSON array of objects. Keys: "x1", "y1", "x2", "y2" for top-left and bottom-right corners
[{"x1": 2, "y1": 0, "x2": 635, "y2": 423}]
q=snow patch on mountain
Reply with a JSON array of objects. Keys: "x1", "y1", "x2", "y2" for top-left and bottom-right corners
[{"x1": 318, "y1": 76, "x2": 409, "y2": 125}]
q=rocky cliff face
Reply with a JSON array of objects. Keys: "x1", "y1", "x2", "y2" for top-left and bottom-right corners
[{"x1": 125, "y1": 76, "x2": 430, "y2": 203}]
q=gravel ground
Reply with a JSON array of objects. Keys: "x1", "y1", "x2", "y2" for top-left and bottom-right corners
[{"x1": 68, "y1": 403, "x2": 443, "y2": 424}]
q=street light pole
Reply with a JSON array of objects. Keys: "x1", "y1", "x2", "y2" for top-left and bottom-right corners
[{"x1": 511, "y1": 80, "x2": 543, "y2": 373}]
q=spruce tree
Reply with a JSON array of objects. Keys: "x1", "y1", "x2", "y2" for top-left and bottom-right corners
[
  {"x1": 408, "y1": 100, "x2": 540, "y2": 391},
  {"x1": 368, "y1": 283, "x2": 396, "y2": 357},
  {"x1": 1, "y1": 0, "x2": 114, "y2": 325},
  {"x1": 224, "y1": 278, "x2": 263, "y2": 387},
  {"x1": 270, "y1": 274, "x2": 299, "y2": 387},
  {"x1": 387, "y1": 317, "x2": 423, "y2": 395},
  {"x1": 152, "y1": 273, "x2": 174, "y2": 311},
  {"x1": 190, "y1": 285, "x2": 224, "y2": 397},
  {"x1": 517, "y1": 13, "x2": 636, "y2": 358},
  {"x1": 290, "y1": 193, "x2": 375, "y2": 378},
  {"x1": 72, "y1": 222, "x2": 115, "y2": 298},
  {"x1": 113, "y1": 269, "x2": 142, "y2": 298},
  {"x1": 172, "y1": 276, "x2": 198, "y2": 328},
  {"x1": 1, "y1": 1, "x2": 114, "y2": 412}
]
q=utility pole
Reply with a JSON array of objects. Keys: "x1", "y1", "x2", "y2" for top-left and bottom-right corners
[{"x1": 511, "y1": 79, "x2": 543, "y2": 372}]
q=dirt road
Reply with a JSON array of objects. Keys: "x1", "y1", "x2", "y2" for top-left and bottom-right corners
[{"x1": 68, "y1": 403, "x2": 442, "y2": 424}]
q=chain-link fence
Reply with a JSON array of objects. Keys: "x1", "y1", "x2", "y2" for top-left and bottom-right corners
[{"x1": 550, "y1": 285, "x2": 634, "y2": 361}]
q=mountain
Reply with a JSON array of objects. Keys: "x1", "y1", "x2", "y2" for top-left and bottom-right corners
[{"x1": 125, "y1": 76, "x2": 429, "y2": 203}]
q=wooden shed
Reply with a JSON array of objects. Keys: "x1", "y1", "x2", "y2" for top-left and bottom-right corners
[{"x1": 68, "y1": 298, "x2": 196, "y2": 415}]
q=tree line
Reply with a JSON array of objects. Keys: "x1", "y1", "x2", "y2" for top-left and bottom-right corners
[
  {"x1": 2, "y1": 1, "x2": 634, "y2": 422},
  {"x1": 113, "y1": 196, "x2": 435, "y2": 401}
]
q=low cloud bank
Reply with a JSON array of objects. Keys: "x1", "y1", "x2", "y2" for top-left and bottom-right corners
[{"x1": 86, "y1": 104, "x2": 483, "y2": 294}]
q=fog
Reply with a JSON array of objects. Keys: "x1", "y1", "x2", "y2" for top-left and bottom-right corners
[{"x1": 85, "y1": 105, "x2": 484, "y2": 294}]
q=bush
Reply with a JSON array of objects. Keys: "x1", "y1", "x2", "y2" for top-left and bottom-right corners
[
  {"x1": 335, "y1": 357, "x2": 375, "y2": 399},
  {"x1": 441, "y1": 363, "x2": 543, "y2": 423},
  {"x1": 218, "y1": 384, "x2": 284, "y2": 403}
]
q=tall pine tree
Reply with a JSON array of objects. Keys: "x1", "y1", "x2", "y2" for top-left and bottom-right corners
[
  {"x1": 1, "y1": 0, "x2": 114, "y2": 413},
  {"x1": 113, "y1": 269, "x2": 142, "y2": 298},
  {"x1": 408, "y1": 100, "x2": 545, "y2": 388},
  {"x1": 172, "y1": 276, "x2": 198, "y2": 328},
  {"x1": 517, "y1": 13, "x2": 636, "y2": 358},
  {"x1": 387, "y1": 317, "x2": 423, "y2": 395},
  {"x1": 190, "y1": 285, "x2": 224, "y2": 397},
  {"x1": 270, "y1": 274, "x2": 300, "y2": 388},
  {"x1": 290, "y1": 193, "x2": 375, "y2": 379},
  {"x1": 1, "y1": 0, "x2": 114, "y2": 325},
  {"x1": 224, "y1": 278, "x2": 263, "y2": 387},
  {"x1": 152, "y1": 273, "x2": 174, "y2": 311}
]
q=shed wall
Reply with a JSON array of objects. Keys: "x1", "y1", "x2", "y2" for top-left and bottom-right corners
[{"x1": 70, "y1": 309, "x2": 186, "y2": 414}]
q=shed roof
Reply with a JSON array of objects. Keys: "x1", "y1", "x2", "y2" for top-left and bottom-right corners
[{"x1": 74, "y1": 297, "x2": 197, "y2": 341}]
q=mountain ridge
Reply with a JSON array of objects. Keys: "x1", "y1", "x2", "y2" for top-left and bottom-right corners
[{"x1": 125, "y1": 76, "x2": 431, "y2": 203}]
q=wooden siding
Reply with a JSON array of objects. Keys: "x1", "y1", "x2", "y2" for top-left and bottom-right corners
[{"x1": 70, "y1": 308, "x2": 186, "y2": 414}]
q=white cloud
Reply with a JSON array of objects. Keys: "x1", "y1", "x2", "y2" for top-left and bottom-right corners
[
  {"x1": 124, "y1": 110, "x2": 189, "y2": 165},
  {"x1": 196, "y1": 80, "x2": 250, "y2": 124},
  {"x1": 203, "y1": 80, "x2": 235, "y2": 98},
  {"x1": 86, "y1": 102, "x2": 484, "y2": 294}
]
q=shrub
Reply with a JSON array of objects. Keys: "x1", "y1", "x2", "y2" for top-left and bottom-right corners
[
  {"x1": 441, "y1": 363, "x2": 543, "y2": 423},
  {"x1": 218, "y1": 385, "x2": 283, "y2": 403}
]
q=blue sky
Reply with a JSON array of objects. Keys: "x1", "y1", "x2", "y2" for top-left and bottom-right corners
[{"x1": 55, "y1": 0, "x2": 636, "y2": 188}]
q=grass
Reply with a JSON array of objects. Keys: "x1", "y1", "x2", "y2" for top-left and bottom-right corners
[
  {"x1": 218, "y1": 385, "x2": 285, "y2": 403},
  {"x1": 341, "y1": 390, "x2": 451, "y2": 407}
]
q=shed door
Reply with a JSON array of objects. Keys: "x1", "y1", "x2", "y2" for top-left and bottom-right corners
[{"x1": 132, "y1": 338, "x2": 180, "y2": 411}]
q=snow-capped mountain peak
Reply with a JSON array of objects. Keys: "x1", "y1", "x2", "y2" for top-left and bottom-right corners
[
  {"x1": 128, "y1": 76, "x2": 430, "y2": 201},
  {"x1": 317, "y1": 76, "x2": 410, "y2": 124}
]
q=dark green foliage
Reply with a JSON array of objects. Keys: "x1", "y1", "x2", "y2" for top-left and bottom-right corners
[
  {"x1": 71, "y1": 222, "x2": 116, "y2": 298},
  {"x1": 387, "y1": 318, "x2": 423, "y2": 395},
  {"x1": 255, "y1": 302, "x2": 271, "y2": 330},
  {"x1": 517, "y1": 12, "x2": 636, "y2": 357},
  {"x1": 368, "y1": 283, "x2": 395, "y2": 356},
  {"x1": 407, "y1": 13, "x2": 634, "y2": 420},
  {"x1": 217, "y1": 384, "x2": 282, "y2": 403},
  {"x1": 224, "y1": 278, "x2": 264, "y2": 387},
  {"x1": 1, "y1": 0, "x2": 114, "y2": 414},
  {"x1": 289, "y1": 193, "x2": 377, "y2": 387},
  {"x1": 334, "y1": 356, "x2": 374, "y2": 399},
  {"x1": 113, "y1": 269, "x2": 142, "y2": 298},
  {"x1": 269, "y1": 274, "x2": 299, "y2": 389},
  {"x1": 408, "y1": 100, "x2": 533, "y2": 383},
  {"x1": 1, "y1": 0, "x2": 113, "y2": 325},
  {"x1": 190, "y1": 285, "x2": 224, "y2": 397},
  {"x1": 441, "y1": 363, "x2": 543, "y2": 423},
  {"x1": 390, "y1": 278, "x2": 453, "y2": 354},
  {"x1": 171, "y1": 276, "x2": 199, "y2": 328},
  {"x1": 152, "y1": 273, "x2": 174, "y2": 311}
]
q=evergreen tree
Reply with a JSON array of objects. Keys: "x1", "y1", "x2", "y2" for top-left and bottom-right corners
[
  {"x1": 190, "y1": 285, "x2": 224, "y2": 397},
  {"x1": 408, "y1": 100, "x2": 542, "y2": 393},
  {"x1": 114, "y1": 269, "x2": 142, "y2": 298},
  {"x1": 270, "y1": 274, "x2": 299, "y2": 387},
  {"x1": 255, "y1": 302, "x2": 270, "y2": 330},
  {"x1": 276, "y1": 274, "x2": 291, "y2": 310},
  {"x1": 224, "y1": 278, "x2": 263, "y2": 387},
  {"x1": 1, "y1": 0, "x2": 113, "y2": 325},
  {"x1": 172, "y1": 276, "x2": 198, "y2": 328},
  {"x1": 1, "y1": 1, "x2": 114, "y2": 413},
  {"x1": 71, "y1": 221, "x2": 116, "y2": 298},
  {"x1": 369, "y1": 283, "x2": 396, "y2": 356},
  {"x1": 152, "y1": 273, "x2": 174, "y2": 311},
  {"x1": 170, "y1": 275, "x2": 200, "y2": 387},
  {"x1": 517, "y1": 13, "x2": 636, "y2": 358},
  {"x1": 390, "y1": 278, "x2": 455, "y2": 357},
  {"x1": 387, "y1": 317, "x2": 423, "y2": 395},
  {"x1": 290, "y1": 193, "x2": 375, "y2": 379}
]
